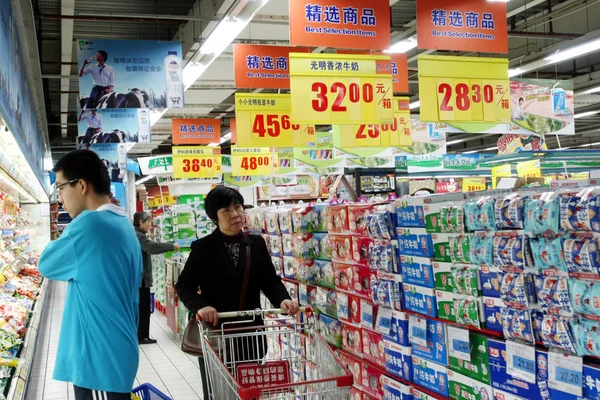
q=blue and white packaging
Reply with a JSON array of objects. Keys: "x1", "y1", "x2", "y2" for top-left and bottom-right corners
[
  {"x1": 480, "y1": 266, "x2": 504, "y2": 298},
  {"x1": 397, "y1": 228, "x2": 434, "y2": 257},
  {"x1": 412, "y1": 355, "x2": 449, "y2": 397},
  {"x1": 493, "y1": 389, "x2": 527, "y2": 400},
  {"x1": 400, "y1": 255, "x2": 435, "y2": 288},
  {"x1": 380, "y1": 309, "x2": 410, "y2": 346},
  {"x1": 483, "y1": 296, "x2": 506, "y2": 333},
  {"x1": 381, "y1": 375, "x2": 413, "y2": 400},
  {"x1": 404, "y1": 283, "x2": 437, "y2": 317},
  {"x1": 383, "y1": 340, "x2": 413, "y2": 381},
  {"x1": 396, "y1": 198, "x2": 426, "y2": 228},
  {"x1": 411, "y1": 318, "x2": 449, "y2": 366}
]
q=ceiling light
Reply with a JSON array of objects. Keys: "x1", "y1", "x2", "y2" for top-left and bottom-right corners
[
  {"x1": 200, "y1": 17, "x2": 241, "y2": 55},
  {"x1": 220, "y1": 132, "x2": 232, "y2": 144},
  {"x1": 544, "y1": 38, "x2": 600, "y2": 63},
  {"x1": 580, "y1": 86, "x2": 600, "y2": 95},
  {"x1": 508, "y1": 68, "x2": 522, "y2": 78},
  {"x1": 463, "y1": 150, "x2": 478, "y2": 154},
  {"x1": 484, "y1": 146, "x2": 499, "y2": 151},
  {"x1": 409, "y1": 101, "x2": 420, "y2": 109},
  {"x1": 135, "y1": 175, "x2": 155, "y2": 185},
  {"x1": 207, "y1": 142, "x2": 219, "y2": 147},
  {"x1": 574, "y1": 110, "x2": 600, "y2": 119},
  {"x1": 446, "y1": 139, "x2": 466, "y2": 146},
  {"x1": 385, "y1": 38, "x2": 418, "y2": 54}
]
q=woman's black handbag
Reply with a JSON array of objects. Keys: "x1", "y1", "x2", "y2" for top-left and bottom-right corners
[{"x1": 181, "y1": 246, "x2": 252, "y2": 357}]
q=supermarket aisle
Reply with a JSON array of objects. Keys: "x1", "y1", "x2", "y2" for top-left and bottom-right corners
[{"x1": 27, "y1": 281, "x2": 205, "y2": 400}]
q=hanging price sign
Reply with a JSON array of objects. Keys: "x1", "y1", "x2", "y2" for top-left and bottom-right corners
[
  {"x1": 548, "y1": 352, "x2": 583, "y2": 396},
  {"x1": 506, "y1": 341, "x2": 536, "y2": 383},
  {"x1": 289, "y1": 53, "x2": 394, "y2": 125},
  {"x1": 517, "y1": 159, "x2": 541, "y2": 178},
  {"x1": 337, "y1": 97, "x2": 412, "y2": 148},
  {"x1": 235, "y1": 93, "x2": 316, "y2": 147},
  {"x1": 172, "y1": 146, "x2": 221, "y2": 179},
  {"x1": 418, "y1": 55, "x2": 510, "y2": 123},
  {"x1": 231, "y1": 146, "x2": 278, "y2": 177},
  {"x1": 462, "y1": 177, "x2": 487, "y2": 192}
]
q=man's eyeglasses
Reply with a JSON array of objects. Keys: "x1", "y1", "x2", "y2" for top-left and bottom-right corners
[{"x1": 55, "y1": 179, "x2": 81, "y2": 194}]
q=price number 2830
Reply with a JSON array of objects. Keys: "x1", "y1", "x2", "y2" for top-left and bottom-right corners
[{"x1": 438, "y1": 83, "x2": 494, "y2": 111}]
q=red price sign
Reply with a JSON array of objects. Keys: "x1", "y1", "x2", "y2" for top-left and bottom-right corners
[{"x1": 236, "y1": 93, "x2": 315, "y2": 147}]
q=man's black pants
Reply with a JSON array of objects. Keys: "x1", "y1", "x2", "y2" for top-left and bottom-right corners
[{"x1": 138, "y1": 287, "x2": 151, "y2": 340}]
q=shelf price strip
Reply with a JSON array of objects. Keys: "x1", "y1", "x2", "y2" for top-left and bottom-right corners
[
  {"x1": 235, "y1": 93, "x2": 316, "y2": 147},
  {"x1": 289, "y1": 53, "x2": 394, "y2": 125},
  {"x1": 231, "y1": 146, "x2": 278, "y2": 177},
  {"x1": 172, "y1": 146, "x2": 221, "y2": 179},
  {"x1": 418, "y1": 55, "x2": 510, "y2": 123}
]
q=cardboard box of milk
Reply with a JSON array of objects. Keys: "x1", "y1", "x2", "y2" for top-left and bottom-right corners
[{"x1": 448, "y1": 369, "x2": 494, "y2": 400}]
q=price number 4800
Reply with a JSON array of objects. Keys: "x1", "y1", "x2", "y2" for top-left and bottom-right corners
[
  {"x1": 182, "y1": 158, "x2": 213, "y2": 173},
  {"x1": 439, "y1": 83, "x2": 494, "y2": 111},
  {"x1": 241, "y1": 156, "x2": 270, "y2": 171}
]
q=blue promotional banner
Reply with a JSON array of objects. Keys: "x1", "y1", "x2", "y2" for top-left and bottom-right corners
[
  {"x1": 77, "y1": 109, "x2": 150, "y2": 145},
  {"x1": 89, "y1": 144, "x2": 126, "y2": 183},
  {"x1": 0, "y1": 1, "x2": 46, "y2": 185},
  {"x1": 77, "y1": 39, "x2": 184, "y2": 109}
]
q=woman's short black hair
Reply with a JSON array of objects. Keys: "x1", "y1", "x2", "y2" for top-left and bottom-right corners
[
  {"x1": 133, "y1": 211, "x2": 151, "y2": 227},
  {"x1": 204, "y1": 186, "x2": 244, "y2": 224}
]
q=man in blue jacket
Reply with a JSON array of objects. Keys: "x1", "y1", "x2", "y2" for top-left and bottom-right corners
[{"x1": 39, "y1": 150, "x2": 142, "y2": 399}]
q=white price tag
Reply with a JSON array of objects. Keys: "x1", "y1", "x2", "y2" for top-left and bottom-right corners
[
  {"x1": 506, "y1": 341, "x2": 536, "y2": 383},
  {"x1": 447, "y1": 326, "x2": 471, "y2": 362},
  {"x1": 409, "y1": 315, "x2": 428, "y2": 347},
  {"x1": 376, "y1": 307, "x2": 393, "y2": 336},
  {"x1": 548, "y1": 351, "x2": 583, "y2": 397}
]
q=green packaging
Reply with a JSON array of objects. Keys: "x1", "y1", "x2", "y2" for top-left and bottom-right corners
[
  {"x1": 448, "y1": 370, "x2": 493, "y2": 400},
  {"x1": 449, "y1": 332, "x2": 490, "y2": 385},
  {"x1": 433, "y1": 261, "x2": 455, "y2": 292},
  {"x1": 449, "y1": 235, "x2": 472, "y2": 264},
  {"x1": 440, "y1": 204, "x2": 465, "y2": 233},
  {"x1": 431, "y1": 233, "x2": 452, "y2": 262}
]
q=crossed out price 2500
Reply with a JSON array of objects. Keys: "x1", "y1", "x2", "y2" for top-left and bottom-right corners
[{"x1": 354, "y1": 119, "x2": 399, "y2": 139}]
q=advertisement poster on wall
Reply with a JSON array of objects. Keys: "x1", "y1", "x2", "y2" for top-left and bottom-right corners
[
  {"x1": 77, "y1": 109, "x2": 150, "y2": 145},
  {"x1": 0, "y1": 0, "x2": 46, "y2": 184},
  {"x1": 510, "y1": 79, "x2": 575, "y2": 135},
  {"x1": 89, "y1": 144, "x2": 127, "y2": 209},
  {"x1": 77, "y1": 39, "x2": 184, "y2": 109}
]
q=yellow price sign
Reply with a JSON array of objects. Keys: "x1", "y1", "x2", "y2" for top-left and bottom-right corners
[
  {"x1": 492, "y1": 163, "x2": 512, "y2": 189},
  {"x1": 172, "y1": 146, "x2": 221, "y2": 179},
  {"x1": 235, "y1": 94, "x2": 316, "y2": 147},
  {"x1": 162, "y1": 194, "x2": 177, "y2": 206},
  {"x1": 289, "y1": 53, "x2": 394, "y2": 125},
  {"x1": 419, "y1": 55, "x2": 510, "y2": 123},
  {"x1": 231, "y1": 146, "x2": 278, "y2": 177},
  {"x1": 337, "y1": 97, "x2": 412, "y2": 148},
  {"x1": 517, "y1": 159, "x2": 541, "y2": 178},
  {"x1": 463, "y1": 177, "x2": 487, "y2": 192}
]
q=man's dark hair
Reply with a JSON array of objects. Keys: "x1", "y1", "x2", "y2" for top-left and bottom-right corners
[
  {"x1": 204, "y1": 185, "x2": 244, "y2": 224},
  {"x1": 98, "y1": 50, "x2": 108, "y2": 61},
  {"x1": 53, "y1": 150, "x2": 112, "y2": 196},
  {"x1": 133, "y1": 212, "x2": 151, "y2": 227}
]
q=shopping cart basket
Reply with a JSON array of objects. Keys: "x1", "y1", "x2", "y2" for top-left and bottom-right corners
[
  {"x1": 199, "y1": 307, "x2": 353, "y2": 400},
  {"x1": 131, "y1": 383, "x2": 171, "y2": 400}
]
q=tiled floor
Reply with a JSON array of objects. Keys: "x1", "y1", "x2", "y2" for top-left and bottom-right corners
[{"x1": 26, "y1": 281, "x2": 204, "y2": 399}]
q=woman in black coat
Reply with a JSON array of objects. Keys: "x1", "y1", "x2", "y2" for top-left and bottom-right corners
[{"x1": 175, "y1": 186, "x2": 299, "y2": 398}]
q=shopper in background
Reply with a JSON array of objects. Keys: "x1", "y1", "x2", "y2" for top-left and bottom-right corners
[
  {"x1": 133, "y1": 211, "x2": 180, "y2": 345},
  {"x1": 39, "y1": 150, "x2": 142, "y2": 400},
  {"x1": 176, "y1": 185, "x2": 299, "y2": 399}
]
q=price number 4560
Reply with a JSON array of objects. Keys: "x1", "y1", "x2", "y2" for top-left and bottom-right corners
[{"x1": 182, "y1": 158, "x2": 213, "y2": 173}]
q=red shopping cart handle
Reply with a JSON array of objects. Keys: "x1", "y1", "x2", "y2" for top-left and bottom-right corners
[{"x1": 216, "y1": 306, "x2": 311, "y2": 320}]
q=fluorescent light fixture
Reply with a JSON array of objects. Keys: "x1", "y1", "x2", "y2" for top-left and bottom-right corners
[
  {"x1": 446, "y1": 139, "x2": 467, "y2": 146},
  {"x1": 463, "y1": 150, "x2": 478, "y2": 154},
  {"x1": 409, "y1": 101, "x2": 420, "y2": 109},
  {"x1": 544, "y1": 38, "x2": 600, "y2": 63},
  {"x1": 574, "y1": 110, "x2": 600, "y2": 119},
  {"x1": 463, "y1": 146, "x2": 497, "y2": 154},
  {"x1": 150, "y1": 109, "x2": 167, "y2": 126},
  {"x1": 580, "y1": 86, "x2": 600, "y2": 95},
  {"x1": 135, "y1": 175, "x2": 155, "y2": 185},
  {"x1": 385, "y1": 37, "x2": 418, "y2": 54},
  {"x1": 487, "y1": 0, "x2": 509, "y2": 3},
  {"x1": 508, "y1": 68, "x2": 522, "y2": 78},
  {"x1": 207, "y1": 142, "x2": 219, "y2": 147},
  {"x1": 220, "y1": 132, "x2": 232, "y2": 144},
  {"x1": 0, "y1": 172, "x2": 36, "y2": 202},
  {"x1": 578, "y1": 142, "x2": 600, "y2": 147},
  {"x1": 200, "y1": 17, "x2": 242, "y2": 55},
  {"x1": 485, "y1": 146, "x2": 499, "y2": 151},
  {"x1": 183, "y1": 63, "x2": 208, "y2": 91}
]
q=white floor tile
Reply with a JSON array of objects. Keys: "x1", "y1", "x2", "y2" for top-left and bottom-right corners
[{"x1": 27, "y1": 281, "x2": 205, "y2": 399}]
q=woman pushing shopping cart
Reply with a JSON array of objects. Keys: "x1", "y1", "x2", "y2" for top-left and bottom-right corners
[{"x1": 194, "y1": 307, "x2": 353, "y2": 400}]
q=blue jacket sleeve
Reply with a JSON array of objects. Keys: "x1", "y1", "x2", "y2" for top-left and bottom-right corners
[{"x1": 38, "y1": 225, "x2": 79, "y2": 281}]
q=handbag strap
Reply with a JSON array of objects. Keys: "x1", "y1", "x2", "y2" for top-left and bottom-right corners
[{"x1": 238, "y1": 244, "x2": 251, "y2": 311}]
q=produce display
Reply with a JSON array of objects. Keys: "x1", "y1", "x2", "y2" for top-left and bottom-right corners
[{"x1": 251, "y1": 181, "x2": 600, "y2": 400}]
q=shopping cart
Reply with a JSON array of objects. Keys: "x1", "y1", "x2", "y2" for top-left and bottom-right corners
[
  {"x1": 199, "y1": 307, "x2": 353, "y2": 399},
  {"x1": 131, "y1": 383, "x2": 171, "y2": 400}
]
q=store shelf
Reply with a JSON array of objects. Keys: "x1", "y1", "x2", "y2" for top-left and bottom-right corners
[{"x1": 6, "y1": 278, "x2": 48, "y2": 400}]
